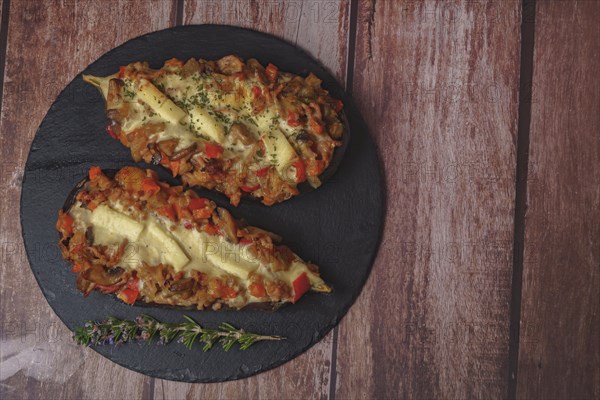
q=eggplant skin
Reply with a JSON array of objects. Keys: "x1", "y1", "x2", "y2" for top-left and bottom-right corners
[{"x1": 57, "y1": 166, "x2": 331, "y2": 310}]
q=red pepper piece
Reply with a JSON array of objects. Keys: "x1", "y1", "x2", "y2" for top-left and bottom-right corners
[
  {"x1": 265, "y1": 63, "x2": 278, "y2": 82},
  {"x1": 106, "y1": 124, "x2": 119, "y2": 139},
  {"x1": 205, "y1": 143, "x2": 224, "y2": 159},
  {"x1": 97, "y1": 284, "x2": 122, "y2": 294},
  {"x1": 287, "y1": 110, "x2": 301, "y2": 127},
  {"x1": 142, "y1": 178, "x2": 161, "y2": 195},
  {"x1": 157, "y1": 205, "x2": 177, "y2": 221},
  {"x1": 240, "y1": 184, "x2": 260, "y2": 193},
  {"x1": 88, "y1": 166, "x2": 102, "y2": 181},
  {"x1": 292, "y1": 272, "x2": 311, "y2": 303},
  {"x1": 251, "y1": 85, "x2": 262, "y2": 99},
  {"x1": 334, "y1": 99, "x2": 344, "y2": 113},
  {"x1": 293, "y1": 159, "x2": 306, "y2": 183},
  {"x1": 117, "y1": 288, "x2": 138, "y2": 304},
  {"x1": 188, "y1": 198, "x2": 209, "y2": 210},
  {"x1": 256, "y1": 166, "x2": 270, "y2": 177},
  {"x1": 57, "y1": 213, "x2": 74, "y2": 236},
  {"x1": 249, "y1": 282, "x2": 266, "y2": 298}
]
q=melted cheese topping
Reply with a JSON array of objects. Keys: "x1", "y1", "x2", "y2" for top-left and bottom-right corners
[
  {"x1": 68, "y1": 201, "x2": 325, "y2": 301},
  {"x1": 117, "y1": 70, "x2": 302, "y2": 178}
]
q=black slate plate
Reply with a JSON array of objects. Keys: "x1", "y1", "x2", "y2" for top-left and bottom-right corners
[{"x1": 20, "y1": 25, "x2": 383, "y2": 383}]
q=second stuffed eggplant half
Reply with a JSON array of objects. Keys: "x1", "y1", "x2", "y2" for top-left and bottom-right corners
[{"x1": 56, "y1": 166, "x2": 331, "y2": 310}]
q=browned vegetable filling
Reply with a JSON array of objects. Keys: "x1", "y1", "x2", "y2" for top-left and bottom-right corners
[
  {"x1": 56, "y1": 166, "x2": 329, "y2": 310},
  {"x1": 88, "y1": 55, "x2": 345, "y2": 205}
]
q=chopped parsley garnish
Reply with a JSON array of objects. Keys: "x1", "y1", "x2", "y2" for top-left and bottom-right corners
[
  {"x1": 213, "y1": 110, "x2": 231, "y2": 125},
  {"x1": 122, "y1": 79, "x2": 136, "y2": 99}
]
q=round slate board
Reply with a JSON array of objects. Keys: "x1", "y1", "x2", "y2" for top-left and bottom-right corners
[{"x1": 20, "y1": 25, "x2": 383, "y2": 382}]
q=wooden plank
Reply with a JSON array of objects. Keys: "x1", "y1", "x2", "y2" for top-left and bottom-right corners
[
  {"x1": 0, "y1": 1, "x2": 175, "y2": 398},
  {"x1": 0, "y1": 0, "x2": 8, "y2": 112},
  {"x1": 182, "y1": 0, "x2": 350, "y2": 84},
  {"x1": 334, "y1": 1, "x2": 521, "y2": 398},
  {"x1": 153, "y1": 1, "x2": 349, "y2": 398},
  {"x1": 516, "y1": 1, "x2": 600, "y2": 398}
]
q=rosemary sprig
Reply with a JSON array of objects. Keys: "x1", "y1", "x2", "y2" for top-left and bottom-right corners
[{"x1": 74, "y1": 315, "x2": 284, "y2": 351}]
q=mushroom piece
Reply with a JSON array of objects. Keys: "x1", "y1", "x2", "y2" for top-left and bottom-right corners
[
  {"x1": 76, "y1": 274, "x2": 95, "y2": 296},
  {"x1": 229, "y1": 123, "x2": 255, "y2": 145},
  {"x1": 82, "y1": 264, "x2": 126, "y2": 286},
  {"x1": 168, "y1": 278, "x2": 196, "y2": 293},
  {"x1": 170, "y1": 143, "x2": 198, "y2": 161},
  {"x1": 181, "y1": 58, "x2": 202, "y2": 78},
  {"x1": 214, "y1": 207, "x2": 238, "y2": 243},
  {"x1": 217, "y1": 55, "x2": 244, "y2": 75}
]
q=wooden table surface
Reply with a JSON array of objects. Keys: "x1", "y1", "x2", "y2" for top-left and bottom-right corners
[{"x1": 0, "y1": 1, "x2": 598, "y2": 399}]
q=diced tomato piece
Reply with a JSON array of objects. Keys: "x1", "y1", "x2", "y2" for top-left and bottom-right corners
[
  {"x1": 142, "y1": 178, "x2": 161, "y2": 195},
  {"x1": 221, "y1": 286, "x2": 238, "y2": 299},
  {"x1": 119, "y1": 66, "x2": 126, "y2": 79},
  {"x1": 58, "y1": 212, "x2": 74, "y2": 236},
  {"x1": 293, "y1": 159, "x2": 306, "y2": 183},
  {"x1": 205, "y1": 143, "x2": 224, "y2": 159},
  {"x1": 88, "y1": 166, "x2": 102, "y2": 181},
  {"x1": 169, "y1": 160, "x2": 180, "y2": 176},
  {"x1": 165, "y1": 58, "x2": 183, "y2": 67},
  {"x1": 126, "y1": 276, "x2": 140, "y2": 290},
  {"x1": 203, "y1": 224, "x2": 220, "y2": 236},
  {"x1": 249, "y1": 283, "x2": 266, "y2": 298},
  {"x1": 239, "y1": 238, "x2": 253, "y2": 245},
  {"x1": 309, "y1": 118, "x2": 324, "y2": 135},
  {"x1": 287, "y1": 110, "x2": 301, "y2": 127},
  {"x1": 193, "y1": 208, "x2": 212, "y2": 220},
  {"x1": 184, "y1": 221, "x2": 194, "y2": 230},
  {"x1": 117, "y1": 287, "x2": 139, "y2": 305},
  {"x1": 292, "y1": 272, "x2": 311, "y2": 303},
  {"x1": 240, "y1": 184, "x2": 260, "y2": 193},
  {"x1": 106, "y1": 124, "x2": 119, "y2": 139},
  {"x1": 256, "y1": 166, "x2": 270, "y2": 177},
  {"x1": 157, "y1": 205, "x2": 177, "y2": 221},
  {"x1": 265, "y1": 63, "x2": 278, "y2": 82},
  {"x1": 334, "y1": 99, "x2": 344, "y2": 113},
  {"x1": 71, "y1": 263, "x2": 82, "y2": 273},
  {"x1": 251, "y1": 86, "x2": 262, "y2": 99},
  {"x1": 188, "y1": 197, "x2": 209, "y2": 210},
  {"x1": 173, "y1": 271, "x2": 184, "y2": 282},
  {"x1": 97, "y1": 284, "x2": 122, "y2": 294}
]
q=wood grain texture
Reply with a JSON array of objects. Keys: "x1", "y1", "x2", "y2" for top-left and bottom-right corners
[
  {"x1": 0, "y1": 1, "x2": 175, "y2": 398},
  {"x1": 152, "y1": 1, "x2": 349, "y2": 398},
  {"x1": 516, "y1": 1, "x2": 600, "y2": 399},
  {"x1": 3, "y1": 0, "x2": 599, "y2": 398},
  {"x1": 334, "y1": 1, "x2": 521, "y2": 398},
  {"x1": 183, "y1": 0, "x2": 350, "y2": 85}
]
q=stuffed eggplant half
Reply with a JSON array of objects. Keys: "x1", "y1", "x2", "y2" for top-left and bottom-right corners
[
  {"x1": 56, "y1": 166, "x2": 331, "y2": 310},
  {"x1": 83, "y1": 55, "x2": 345, "y2": 206}
]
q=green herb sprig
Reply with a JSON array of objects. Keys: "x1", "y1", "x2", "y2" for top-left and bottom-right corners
[{"x1": 74, "y1": 315, "x2": 284, "y2": 351}]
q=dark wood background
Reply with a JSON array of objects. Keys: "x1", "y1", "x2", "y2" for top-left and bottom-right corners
[{"x1": 0, "y1": 1, "x2": 598, "y2": 399}]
